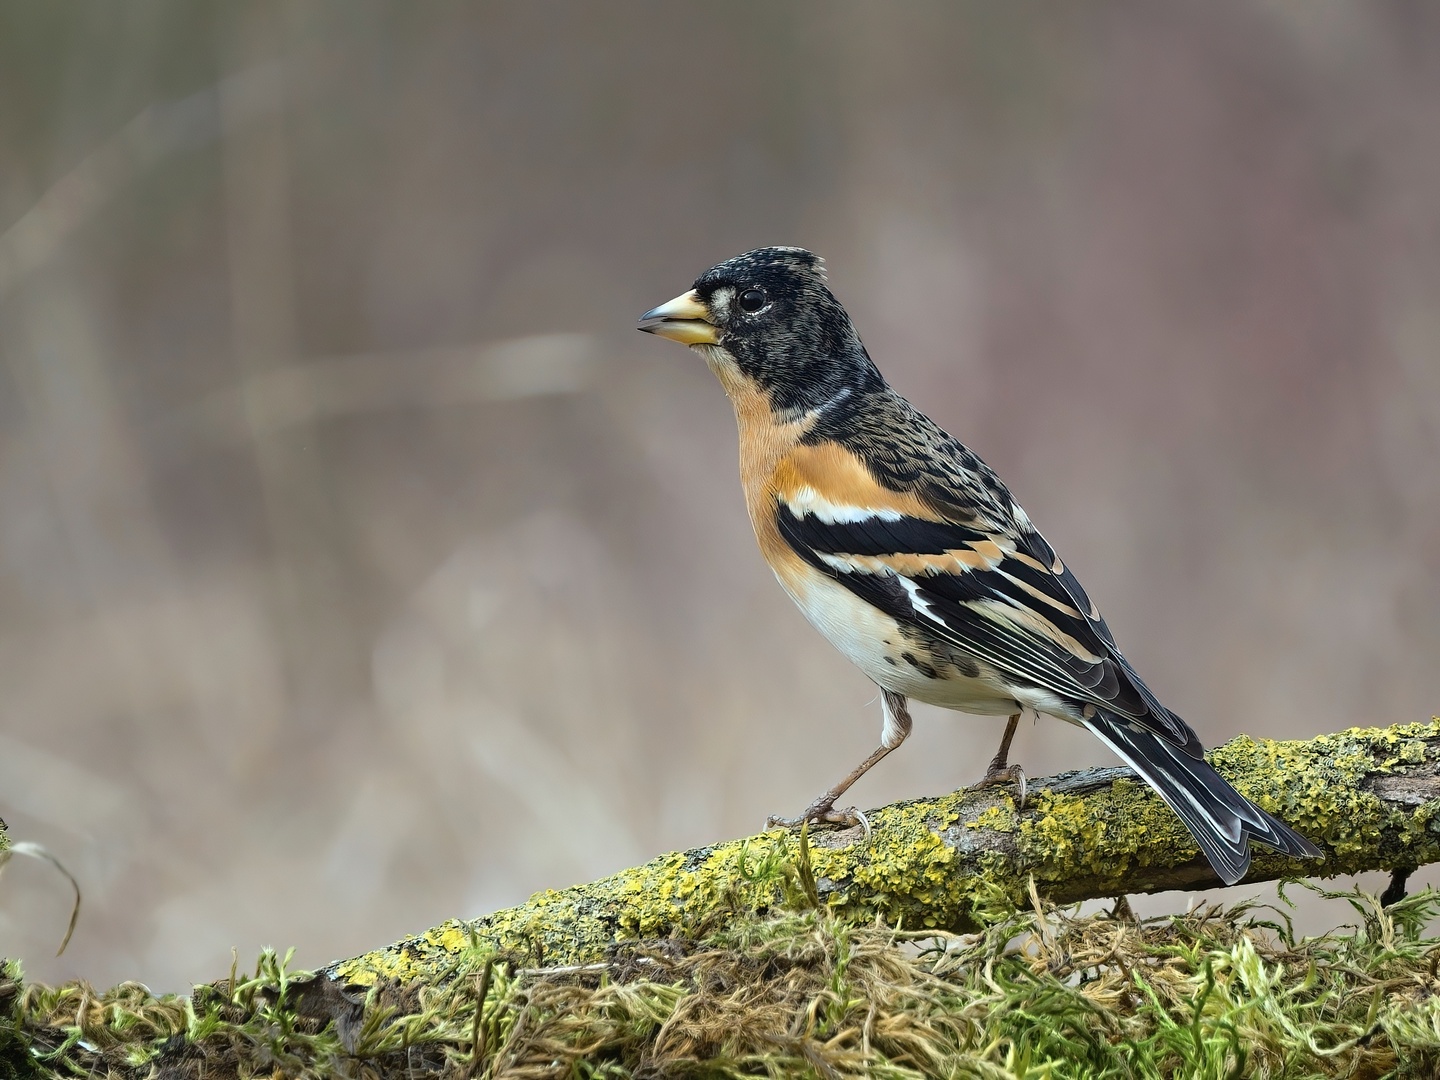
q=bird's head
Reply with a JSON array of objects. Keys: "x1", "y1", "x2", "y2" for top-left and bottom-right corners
[{"x1": 639, "y1": 247, "x2": 880, "y2": 414}]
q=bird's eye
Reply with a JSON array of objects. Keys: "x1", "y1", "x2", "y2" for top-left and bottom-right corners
[{"x1": 737, "y1": 288, "x2": 768, "y2": 313}]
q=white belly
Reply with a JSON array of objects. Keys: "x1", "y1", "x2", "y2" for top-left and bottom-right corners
[{"x1": 776, "y1": 566, "x2": 1020, "y2": 716}]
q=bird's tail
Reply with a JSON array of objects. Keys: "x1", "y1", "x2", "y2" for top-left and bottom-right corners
[{"x1": 1083, "y1": 709, "x2": 1323, "y2": 886}]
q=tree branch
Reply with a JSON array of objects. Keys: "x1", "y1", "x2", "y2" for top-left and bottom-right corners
[{"x1": 329, "y1": 720, "x2": 1440, "y2": 986}]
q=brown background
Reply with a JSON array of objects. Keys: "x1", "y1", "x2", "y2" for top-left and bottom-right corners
[{"x1": 1, "y1": 2, "x2": 1438, "y2": 992}]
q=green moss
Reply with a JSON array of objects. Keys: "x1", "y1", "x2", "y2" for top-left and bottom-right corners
[
  {"x1": 12, "y1": 721, "x2": 1440, "y2": 1076},
  {"x1": 16, "y1": 886, "x2": 1440, "y2": 1078}
]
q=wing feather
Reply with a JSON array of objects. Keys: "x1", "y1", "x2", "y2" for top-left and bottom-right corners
[{"x1": 776, "y1": 500, "x2": 1199, "y2": 751}]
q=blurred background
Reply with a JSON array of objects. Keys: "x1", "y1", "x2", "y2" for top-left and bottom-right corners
[{"x1": 1, "y1": 1, "x2": 1438, "y2": 993}]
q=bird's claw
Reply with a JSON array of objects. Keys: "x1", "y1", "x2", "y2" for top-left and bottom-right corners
[
  {"x1": 766, "y1": 804, "x2": 872, "y2": 839},
  {"x1": 973, "y1": 763, "x2": 1028, "y2": 809}
]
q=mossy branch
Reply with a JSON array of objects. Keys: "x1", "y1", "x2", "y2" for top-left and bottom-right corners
[{"x1": 330, "y1": 720, "x2": 1440, "y2": 986}]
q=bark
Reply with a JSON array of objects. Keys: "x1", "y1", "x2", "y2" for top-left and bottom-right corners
[{"x1": 329, "y1": 720, "x2": 1440, "y2": 986}]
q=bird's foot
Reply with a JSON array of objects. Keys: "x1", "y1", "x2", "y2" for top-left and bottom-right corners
[
  {"x1": 767, "y1": 798, "x2": 871, "y2": 838},
  {"x1": 973, "y1": 762, "x2": 1028, "y2": 809}
]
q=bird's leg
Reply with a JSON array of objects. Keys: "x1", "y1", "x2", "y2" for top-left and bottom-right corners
[
  {"x1": 766, "y1": 744, "x2": 894, "y2": 833},
  {"x1": 973, "y1": 710, "x2": 1027, "y2": 807},
  {"x1": 984, "y1": 711, "x2": 1020, "y2": 775},
  {"x1": 767, "y1": 690, "x2": 912, "y2": 834}
]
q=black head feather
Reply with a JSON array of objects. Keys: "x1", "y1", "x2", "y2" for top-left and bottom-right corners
[{"x1": 691, "y1": 247, "x2": 884, "y2": 413}]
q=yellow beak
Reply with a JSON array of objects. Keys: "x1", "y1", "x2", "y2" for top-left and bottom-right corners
[{"x1": 637, "y1": 289, "x2": 720, "y2": 345}]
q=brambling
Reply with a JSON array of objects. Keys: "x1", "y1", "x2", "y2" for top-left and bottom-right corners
[{"x1": 638, "y1": 247, "x2": 1322, "y2": 886}]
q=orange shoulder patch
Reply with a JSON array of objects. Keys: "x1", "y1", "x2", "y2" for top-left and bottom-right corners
[{"x1": 770, "y1": 441, "x2": 942, "y2": 522}]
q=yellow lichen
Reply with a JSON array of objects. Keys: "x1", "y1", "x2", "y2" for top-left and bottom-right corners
[
  {"x1": 967, "y1": 804, "x2": 1017, "y2": 832},
  {"x1": 329, "y1": 720, "x2": 1440, "y2": 986}
]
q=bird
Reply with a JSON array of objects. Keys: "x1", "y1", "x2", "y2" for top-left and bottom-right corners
[{"x1": 637, "y1": 246, "x2": 1323, "y2": 886}]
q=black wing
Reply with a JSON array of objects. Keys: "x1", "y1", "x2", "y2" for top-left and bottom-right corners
[{"x1": 776, "y1": 502, "x2": 1202, "y2": 753}]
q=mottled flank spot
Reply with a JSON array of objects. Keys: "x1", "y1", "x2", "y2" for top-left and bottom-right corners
[
  {"x1": 885, "y1": 656, "x2": 898, "y2": 666},
  {"x1": 955, "y1": 656, "x2": 980, "y2": 679},
  {"x1": 901, "y1": 652, "x2": 939, "y2": 678}
]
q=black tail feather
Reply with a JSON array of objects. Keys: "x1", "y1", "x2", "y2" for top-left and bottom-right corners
[{"x1": 1083, "y1": 709, "x2": 1323, "y2": 886}]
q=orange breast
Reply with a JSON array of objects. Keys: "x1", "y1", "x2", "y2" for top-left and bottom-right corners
[
  {"x1": 726, "y1": 379, "x2": 945, "y2": 601},
  {"x1": 728, "y1": 381, "x2": 814, "y2": 593}
]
